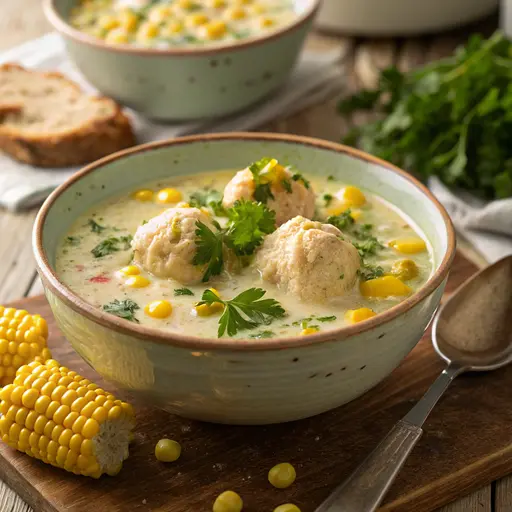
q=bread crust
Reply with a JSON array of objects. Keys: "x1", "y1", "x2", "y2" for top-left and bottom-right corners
[{"x1": 0, "y1": 64, "x2": 136, "y2": 168}]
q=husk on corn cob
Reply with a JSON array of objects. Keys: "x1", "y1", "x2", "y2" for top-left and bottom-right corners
[
  {"x1": 0, "y1": 359, "x2": 135, "y2": 478},
  {"x1": 0, "y1": 307, "x2": 52, "y2": 386}
]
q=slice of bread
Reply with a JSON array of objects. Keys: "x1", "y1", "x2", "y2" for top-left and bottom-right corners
[{"x1": 0, "y1": 64, "x2": 136, "y2": 168}]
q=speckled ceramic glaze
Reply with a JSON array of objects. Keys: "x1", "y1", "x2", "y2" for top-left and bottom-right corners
[
  {"x1": 33, "y1": 133, "x2": 456, "y2": 425},
  {"x1": 43, "y1": 0, "x2": 319, "y2": 121}
]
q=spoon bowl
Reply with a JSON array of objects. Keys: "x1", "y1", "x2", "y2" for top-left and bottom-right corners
[{"x1": 433, "y1": 255, "x2": 512, "y2": 372}]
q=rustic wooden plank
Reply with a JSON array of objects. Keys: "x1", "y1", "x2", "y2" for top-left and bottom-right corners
[
  {"x1": 441, "y1": 487, "x2": 491, "y2": 512},
  {"x1": 0, "y1": 211, "x2": 39, "y2": 304},
  {"x1": 495, "y1": 475, "x2": 512, "y2": 511},
  {"x1": 353, "y1": 39, "x2": 397, "y2": 90}
]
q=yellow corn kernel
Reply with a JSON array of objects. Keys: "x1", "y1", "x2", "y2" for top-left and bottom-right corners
[
  {"x1": 225, "y1": 7, "x2": 246, "y2": 20},
  {"x1": 177, "y1": 0, "x2": 196, "y2": 8},
  {"x1": 0, "y1": 359, "x2": 135, "y2": 478},
  {"x1": 350, "y1": 209, "x2": 362, "y2": 221},
  {"x1": 186, "y1": 13, "x2": 209, "y2": 27},
  {"x1": 201, "y1": 20, "x2": 227, "y2": 39},
  {"x1": 176, "y1": 201, "x2": 191, "y2": 208},
  {"x1": 119, "y1": 9, "x2": 139, "y2": 32},
  {"x1": 388, "y1": 238, "x2": 427, "y2": 254},
  {"x1": 137, "y1": 22, "x2": 159, "y2": 40},
  {"x1": 213, "y1": 491, "x2": 243, "y2": 512},
  {"x1": 105, "y1": 28, "x2": 129, "y2": 44},
  {"x1": 125, "y1": 276, "x2": 150, "y2": 288},
  {"x1": 118, "y1": 265, "x2": 140, "y2": 277},
  {"x1": 161, "y1": 20, "x2": 184, "y2": 37},
  {"x1": 194, "y1": 302, "x2": 224, "y2": 317},
  {"x1": 148, "y1": 5, "x2": 173, "y2": 24},
  {"x1": 327, "y1": 202, "x2": 350, "y2": 217},
  {"x1": 338, "y1": 185, "x2": 366, "y2": 207},
  {"x1": 274, "y1": 505, "x2": 301, "y2": 512},
  {"x1": 132, "y1": 189, "x2": 154, "y2": 202},
  {"x1": 360, "y1": 276, "x2": 412, "y2": 298},
  {"x1": 156, "y1": 188, "x2": 183, "y2": 204},
  {"x1": 268, "y1": 462, "x2": 297, "y2": 489},
  {"x1": 300, "y1": 327, "x2": 319, "y2": 336},
  {"x1": 155, "y1": 438, "x2": 181, "y2": 462},
  {"x1": 249, "y1": 4, "x2": 265, "y2": 14},
  {"x1": 259, "y1": 16, "x2": 275, "y2": 28},
  {"x1": 98, "y1": 15, "x2": 120, "y2": 31},
  {"x1": 209, "y1": 0, "x2": 226, "y2": 7},
  {"x1": 145, "y1": 301, "x2": 173, "y2": 319},
  {"x1": 345, "y1": 308, "x2": 377, "y2": 324},
  {"x1": 391, "y1": 259, "x2": 419, "y2": 281}
]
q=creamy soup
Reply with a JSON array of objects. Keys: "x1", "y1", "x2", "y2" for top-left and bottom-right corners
[
  {"x1": 56, "y1": 159, "x2": 434, "y2": 339},
  {"x1": 69, "y1": 0, "x2": 296, "y2": 47}
]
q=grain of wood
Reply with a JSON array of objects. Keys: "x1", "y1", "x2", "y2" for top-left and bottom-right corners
[
  {"x1": 496, "y1": 476, "x2": 512, "y2": 511},
  {"x1": 440, "y1": 486, "x2": 491, "y2": 512}
]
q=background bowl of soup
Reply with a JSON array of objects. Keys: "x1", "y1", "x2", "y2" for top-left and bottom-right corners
[
  {"x1": 43, "y1": 0, "x2": 320, "y2": 120},
  {"x1": 33, "y1": 133, "x2": 456, "y2": 425}
]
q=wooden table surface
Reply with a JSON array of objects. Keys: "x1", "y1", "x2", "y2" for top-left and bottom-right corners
[{"x1": 0, "y1": 3, "x2": 508, "y2": 512}]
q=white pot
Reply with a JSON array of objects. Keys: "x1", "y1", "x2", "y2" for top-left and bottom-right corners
[{"x1": 315, "y1": 0, "x2": 498, "y2": 36}]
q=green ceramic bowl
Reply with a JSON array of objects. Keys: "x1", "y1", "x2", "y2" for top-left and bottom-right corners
[
  {"x1": 33, "y1": 133, "x2": 456, "y2": 425},
  {"x1": 43, "y1": 0, "x2": 320, "y2": 121}
]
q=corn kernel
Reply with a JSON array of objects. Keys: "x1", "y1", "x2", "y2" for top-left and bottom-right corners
[
  {"x1": 148, "y1": 5, "x2": 173, "y2": 24},
  {"x1": 98, "y1": 15, "x2": 120, "y2": 31},
  {"x1": 300, "y1": 327, "x2": 319, "y2": 336},
  {"x1": 388, "y1": 238, "x2": 427, "y2": 254},
  {"x1": 194, "y1": 302, "x2": 224, "y2": 317},
  {"x1": 82, "y1": 418, "x2": 100, "y2": 439},
  {"x1": 225, "y1": 7, "x2": 246, "y2": 20},
  {"x1": 161, "y1": 20, "x2": 184, "y2": 36},
  {"x1": 118, "y1": 265, "x2": 140, "y2": 277},
  {"x1": 337, "y1": 185, "x2": 366, "y2": 207},
  {"x1": 125, "y1": 276, "x2": 151, "y2": 288},
  {"x1": 209, "y1": 0, "x2": 226, "y2": 7},
  {"x1": 249, "y1": 4, "x2": 265, "y2": 14},
  {"x1": 213, "y1": 490, "x2": 243, "y2": 512},
  {"x1": 137, "y1": 21, "x2": 160, "y2": 40},
  {"x1": 360, "y1": 276, "x2": 412, "y2": 298},
  {"x1": 132, "y1": 189, "x2": 154, "y2": 202},
  {"x1": 105, "y1": 28, "x2": 129, "y2": 44},
  {"x1": 274, "y1": 505, "x2": 301, "y2": 512},
  {"x1": 156, "y1": 188, "x2": 183, "y2": 204},
  {"x1": 345, "y1": 308, "x2": 377, "y2": 324},
  {"x1": 119, "y1": 9, "x2": 139, "y2": 32},
  {"x1": 268, "y1": 463, "x2": 296, "y2": 489},
  {"x1": 63, "y1": 412, "x2": 80, "y2": 429},
  {"x1": 201, "y1": 20, "x2": 227, "y2": 39},
  {"x1": 145, "y1": 300, "x2": 173, "y2": 319},
  {"x1": 177, "y1": 0, "x2": 196, "y2": 8},
  {"x1": 350, "y1": 209, "x2": 362, "y2": 221},
  {"x1": 186, "y1": 13, "x2": 209, "y2": 27},
  {"x1": 260, "y1": 17, "x2": 275, "y2": 28},
  {"x1": 391, "y1": 259, "x2": 419, "y2": 281},
  {"x1": 155, "y1": 438, "x2": 181, "y2": 462}
]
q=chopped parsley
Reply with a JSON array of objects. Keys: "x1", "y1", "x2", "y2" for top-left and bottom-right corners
[
  {"x1": 189, "y1": 189, "x2": 226, "y2": 216},
  {"x1": 318, "y1": 315, "x2": 337, "y2": 322},
  {"x1": 197, "y1": 288, "x2": 285, "y2": 337},
  {"x1": 292, "y1": 172, "x2": 310, "y2": 189},
  {"x1": 174, "y1": 288, "x2": 194, "y2": 296},
  {"x1": 249, "y1": 330, "x2": 275, "y2": 339},
  {"x1": 91, "y1": 235, "x2": 133, "y2": 258},
  {"x1": 353, "y1": 237, "x2": 384, "y2": 258},
  {"x1": 87, "y1": 219, "x2": 106, "y2": 233},
  {"x1": 65, "y1": 236, "x2": 80, "y2": 246},
  {"x1": 327, "y1": 175, "x2": 336, "y2": 181},
  {"x1": 282, "y1": 179, "x2": 292, "y2": 193},
  {"x1": 327, "y1": 210, "x2": 355, "y2": 231},
  {"x1": 248, "y1": 157, "x2": 277, "y2": 203},
  {"x1": 339, "y1": 273, "x2": 345, "y2": 279},
  {"x1": 323, "y1": 194, "x2": 333, "y2": 207},
  {"x1": 358, "y1": 263, "x2": 385, "y2": 281},
  {"x1": 102, "y1": 299, "x2": 139, "y2": 323}
]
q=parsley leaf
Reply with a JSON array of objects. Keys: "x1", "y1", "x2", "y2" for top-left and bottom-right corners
[
  {"x1": 225, "y1": 200, "x2": 276, "y2": 256},
  {"x1": 65, "y1": 236, "x2": 80, "y2": 246},
  {"x1": 292, "y1": 172, "x2": 310, "y2": 189},
  {"x1": 189, "y1": 189, "x2": 227, "y2": 216},
  {"x1": 249, "y1": 330, "x2": 275, "y2": 339},
  {"x1": 198, "y1": 288, "x2": 285, "y2": 337},
  {"x1": 323, "y1": 193, "x2": 333, "y2": 207},
  {"x1": 338, "y1": 31, "x2": 512, "y2": 199},
  {"x1": 358, "y1": 263, "x2": 385, "y2": 281},
  {"x1": 248, "y1": 157, "x2": 276, "y2": 203},
  {"x1": 174, "y1": 288, "x2": 194, "y2": 296},
  {"x1": 193, "y1": 221, "x2": 225, "y2": 282},
  {"x1": 91, "y1": 235, "x2": 132, "y2": 258},
  {"x1": 318, "y1": 315, "x2": 337, "y2": 322},
  {"x1": 327, "y1": 210, "x2": 355, "y2": 231},
  {"x1": 102, "y1": 299, "x2": 139, "y2": 322},
  {"x1": 87, "y1": 219, "x2": 106, "y2": 233}
]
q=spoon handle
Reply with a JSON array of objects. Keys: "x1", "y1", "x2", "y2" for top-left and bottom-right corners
[{"x1": 315, "y1": 363, "x2": 462, "y2": 512}]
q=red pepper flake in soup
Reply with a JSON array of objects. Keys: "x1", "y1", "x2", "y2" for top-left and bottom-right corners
[{"x1": 89, "y1": 274, "x2": 111, "y2": 283}]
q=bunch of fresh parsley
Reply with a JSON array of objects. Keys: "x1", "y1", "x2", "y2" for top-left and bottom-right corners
[
  {"x1": 338, "y1": 31, "x2": 512, "y2": 199},
  {"x1": 193, "y1": 200, "x2": 276, "y2": 282},
  {"x1": 197, "y1": 288, "x2": 285, "y2": 337}
]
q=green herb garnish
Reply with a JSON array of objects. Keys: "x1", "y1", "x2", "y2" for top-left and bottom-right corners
[
  {"x1": 338, "y1": 31, "x2": 512, "y2": 199},
  {"x1": 249, "y1": 330, "x2": 275, "y2": 339},
  {"x1": 292, "y1": 172, "x2": 310, "y2": 189},
  {"x1": 193, "y1": 221, "x2": 225, "y2": 282},
  {"x1": 197, "y1": 288, "x2": 285, "y2": 337},
  {"x1": 358, "y1": 263, "x2": 385, "y2": 281},
  {"x1": 102, "y1": 299, "x2": 139, "y2": 323},
  {"x1": 318, "y1": 316, "x2": 337, "y2": 322},
  {"x1": 65, "y1": 236, "x2": 80, "y2": 246},
  {"x1": 323, "y1": 194, "x2": 333, "y2": 207},
  {"x1": 327, "y1": 210, "x2": 355, "y2": 231},
  {"x1": 189, "y1": 189, "x2": 227, "y2": 216},
  {"x1": 87, "y1": 219, "x2": 106, "y2": 233},
  {"x1": 174, "y1": 288, "x2": 194, "y2": 296},
  {"x1": 91, "y1": 235, "x2": 132, "y2": 258}
]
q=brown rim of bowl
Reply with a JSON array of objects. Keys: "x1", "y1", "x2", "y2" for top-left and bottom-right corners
[
  {"x1": 33, "y1": 132, "x2": 456, "y2": 352},
  {"x1": 43, "y1": 0, "x2": 321, "y2": 57}
]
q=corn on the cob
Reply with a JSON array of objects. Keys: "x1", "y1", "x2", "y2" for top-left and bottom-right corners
[
  {"x1": 0, "y1": 359, "x2": 135, "y2": 478},
  {"x1": 0, "y1": 306, "x2": 52, "y2": 387}
]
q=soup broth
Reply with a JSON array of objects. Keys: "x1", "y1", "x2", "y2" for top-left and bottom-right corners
[
  {"x1": 70, "y1": 0, "x2": 296, "y2": 48},
  {"x1": 56, "y1": 166, "x2": 433, "y2": 340}
]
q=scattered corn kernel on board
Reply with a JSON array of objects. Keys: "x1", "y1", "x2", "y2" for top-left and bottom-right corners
[{"x1": 1, "y1": 252, "x2": 512, "y2": 512}]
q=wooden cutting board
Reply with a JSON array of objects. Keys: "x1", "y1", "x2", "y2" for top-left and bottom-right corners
[{"x1": 1, "y1": 252, "x2": 511, "y2": 512}]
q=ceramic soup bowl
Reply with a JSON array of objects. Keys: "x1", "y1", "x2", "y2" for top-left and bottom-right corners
[
  {"x1": 33, "y1": 133, "x2": 456, "y2": 425},
  {"x1": 43, "y1": 0, "x2": 319, "y2": 121}
]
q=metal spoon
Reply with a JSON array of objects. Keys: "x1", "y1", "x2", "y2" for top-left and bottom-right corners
[{"x1": 315, "y1": 255, "x2": 512, "y2": 512}]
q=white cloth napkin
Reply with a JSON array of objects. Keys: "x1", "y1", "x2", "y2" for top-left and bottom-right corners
[
  {"x1": 0, "y1": 33, "x2": 344, "y2": 211},
  {"x1": 429, "y1": 177, "x2": 512, "y2": 263}
]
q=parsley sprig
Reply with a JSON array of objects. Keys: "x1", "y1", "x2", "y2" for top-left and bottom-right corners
[
  {"x1": 189, "y1": 189, "x2": 227, "y2": 216},
  {"x1": 198, "y1": 288, "x2": 285, "y2": 337},
  {"x1": 91, "y1": 235, "x2": 133, "y2": 258},
  {"x1": 102, "y1": 299, "x2": 139, "y2": 323}
]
